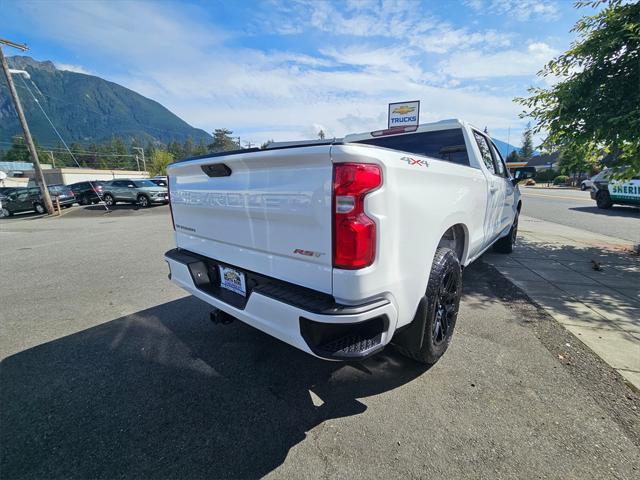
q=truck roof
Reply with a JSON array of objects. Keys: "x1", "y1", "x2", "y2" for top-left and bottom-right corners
[
  {"x1": 175, "y1": 118, "x2": 478, "y2": 166},
  {"x1": 343, "y1": 118, "x2": 471, "y2": 143}
]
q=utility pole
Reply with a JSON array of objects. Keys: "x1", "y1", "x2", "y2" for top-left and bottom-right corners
[
  {"x1": 0, "y1": 38, "x2": 54, "y2": 214},
  {"x1": 132, "y1": 147, "x2": 146, "y2": 172}
]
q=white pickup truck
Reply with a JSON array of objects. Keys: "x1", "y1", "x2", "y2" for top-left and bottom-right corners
[{"x1": 165, "y1": 119, "x2": 534, "y2": 365}]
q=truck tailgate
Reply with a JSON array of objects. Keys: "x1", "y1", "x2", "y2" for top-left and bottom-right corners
[{"x1": 168, "y1": 146, "x2": 333, "y2": 293}]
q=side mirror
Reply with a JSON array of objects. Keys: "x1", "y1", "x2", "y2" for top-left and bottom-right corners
[{"x1": 512, "y1": 167, "x2": 536, "y2": 184}]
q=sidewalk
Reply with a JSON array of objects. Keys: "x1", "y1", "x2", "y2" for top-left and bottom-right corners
[{"x1": 483, "y1": 215, "x2": 640, "y2": 390}]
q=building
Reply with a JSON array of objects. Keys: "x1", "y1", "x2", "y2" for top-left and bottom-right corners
[{"x1": 525, "y1": 152, "x2": 560, "y2": 171}]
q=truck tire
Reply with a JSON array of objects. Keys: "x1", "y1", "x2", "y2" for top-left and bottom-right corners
[
  {"x1": 493, "y1": 212, "x2": 518, "y2": 254},
  {"x1": 34, "y1": 203, "x2": 46, "y2": 214},
  {"x1": 395, "y1": 247, "x2": 462, "y2": 365},
  {"x1": 596, "y1": 190, "x2": 613, "y2": 209}
]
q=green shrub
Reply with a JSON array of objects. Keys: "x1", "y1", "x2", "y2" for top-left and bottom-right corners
[
  {"x1": 533, "y1": 169, "x2": 557, "y2": 182},
  {"x1": 553, "y1": 175, "x2": 570, "y2": 185}
]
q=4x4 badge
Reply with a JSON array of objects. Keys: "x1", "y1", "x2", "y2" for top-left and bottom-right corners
[{"x1": 400, "y1": 156, "x2": 428, "y2": 167}]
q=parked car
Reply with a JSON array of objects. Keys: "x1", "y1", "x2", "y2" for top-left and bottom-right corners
[
  {"x1": 150, "y1": 176, "x2": 168, "y2": 187},
  {"x1": 0, "y1": 187, "x2": 18, "y2": 195},
  {"x1": 0, "y1": 184, "x2": 75, "y2": 216},
  {"x1": 580, "y1": 178, "x2": 593, "y2": 191},
  {"x1": 101, "y1": 179, "x2": 168, "y2": 207},
  {"x1": 590, "y1": 169, "x2": 640, "y2": 209},
  {"x1": 164, "y1": 119, "x2": 534, "y2": 366},
  {"x1": 67, "y1": 180, "x2": 106, "y2": 205}
]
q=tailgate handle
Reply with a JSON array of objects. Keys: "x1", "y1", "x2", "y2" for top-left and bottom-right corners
[{"x1": 201, "y1": 164, "x2": 232, "y2": 177}]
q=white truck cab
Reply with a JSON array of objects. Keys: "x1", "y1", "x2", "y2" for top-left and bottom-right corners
[{"x1": 164, "y1": 119, "x2": 533, "y2": 364}]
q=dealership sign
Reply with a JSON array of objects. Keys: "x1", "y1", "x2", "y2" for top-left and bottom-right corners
[{"x1": 388, "y1": 100, "x2": 420, "y2": 128}]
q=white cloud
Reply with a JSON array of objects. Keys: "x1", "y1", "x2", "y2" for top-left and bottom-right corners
[
  {"x1": 259, "y1": 0, "x2": 510, "y2": 54},
  {"x1": 440, "y1": 42, "x2": 559, "y2": 79},
  {"x1": 54, "y1": 63, "x2": 92, "y2": 75},
  {"x1": 410, "y1": 28, "x2": 511, "y2": 54},
  {"x1": 13, "y1": 0, "x2": 545, "y2": 146},
  {"x1": 465, "y1": 0, "x2": 560, "y2": 21}
]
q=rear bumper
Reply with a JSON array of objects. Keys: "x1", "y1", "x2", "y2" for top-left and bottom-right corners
[{"x1": 165, "y1": 248, "x2": 398, "y2": 360}]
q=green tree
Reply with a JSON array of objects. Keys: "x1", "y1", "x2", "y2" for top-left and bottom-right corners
[
  {"x1": 148, "y1": 149, "x2": 174, "y2": 177},
  {"x1": 520, "y1": 123, "x2": 534, "y2": 161},
  {"x1": 194, "y1": 140, "x2": 208, "y2": 155},
  {"x1": 556, "y1": 142, "x2": 601, "y2": 179},
  {"x1": 167, "y1": 141, "x2": 184, "y2": 160},
  {"x1": 208, "y1": 128, "x2": 239, "y2": 153},
  {"x1": 182, "y1": 138, "x2": 195, "y2": 157},
  {"x1": 517, "y1": 0, "x2": 640, "y2": 179},
  {"x1": 318, "y1": 129, "x2": 326, "y2": 140},
  {"x1": 506, "y1": 150, "x2": 521, "y2": 163},
  {"x1": 2, "y1": 136, "x2": 45, "y2": 163}
]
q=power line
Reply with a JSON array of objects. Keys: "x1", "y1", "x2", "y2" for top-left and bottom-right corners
[
  {"x1": 0, "y1": 141, "x2": 136, "y2": 157},
  {"x1": 0, "y1": 38, "x2": 55, "y2": 214},
  {"x1": 16, "y1": 74, "x2": 112, "y2": 210}
]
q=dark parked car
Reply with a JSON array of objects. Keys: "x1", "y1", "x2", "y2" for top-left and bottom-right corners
[
  {"x1": 149, "y1": 177, "x2": 167, "y2": 187},
  {"x1": 101, "y1": 179, "x2": 168, "y2": 207},
  {"x1": 0, "y1": 185, "x2": 75, "y2": 217},
  {"x1": 67, "y1": 180, "x2": 106, "y2": 205}
]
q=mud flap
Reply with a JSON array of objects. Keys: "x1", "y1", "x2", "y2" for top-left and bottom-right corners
[{"x1": 390, "y1": 296, "x2": 428, "y2": 353}]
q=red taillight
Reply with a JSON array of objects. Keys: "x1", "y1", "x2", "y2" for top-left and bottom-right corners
[
  {"x1": 167, "y1": 175, "x2": 175, "y2": 230},
  {"x1": 333, "y1": 163, "x2": 382, "y2": 269}
]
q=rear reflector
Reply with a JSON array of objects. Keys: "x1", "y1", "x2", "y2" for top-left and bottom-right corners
[{"x1": 333, "y1": 163, "x2": 382, "y2": 269}]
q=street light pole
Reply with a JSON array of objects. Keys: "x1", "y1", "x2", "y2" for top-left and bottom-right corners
[
  {"x1": 132, "y1": 147, "x2": 146, "y2": 173},
  {"x1": 0, "y1": 38, "x2": 54, "y2": 214}
]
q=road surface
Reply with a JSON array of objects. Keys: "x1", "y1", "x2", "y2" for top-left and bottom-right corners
[
  {"x1": 520, "y1": 187, "x2": 640, "y2": 243},
  {"x1": 1, "y1": 206, "x2": 639, "y2": 479}
]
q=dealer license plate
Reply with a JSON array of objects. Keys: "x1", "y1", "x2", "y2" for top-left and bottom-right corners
[{"x1": 218, "y1": 265, "x2": 246, "y2": 296}]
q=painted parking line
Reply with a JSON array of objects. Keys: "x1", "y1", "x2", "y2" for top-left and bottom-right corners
[{"x1": 521, "y1": 192, "x2": 593, "y2": 202}]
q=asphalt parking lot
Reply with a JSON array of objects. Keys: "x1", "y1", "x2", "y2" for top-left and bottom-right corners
[{"x1": 1, "y1": 206, "x2": 639, "y2": 479}]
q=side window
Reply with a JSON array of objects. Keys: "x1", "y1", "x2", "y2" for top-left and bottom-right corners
[
  {"x1": 490, "y1": 142, "x2": 507, "y2": 177},
  {"x1": 112, "y1": 181, "x2": 123, "y2": 187},
  {"x1": 10, "y1": 190, "x2": 28, "y2": 201},
  {"x1": 473, "y1": 131, "x2": 495, "y2": 174}
]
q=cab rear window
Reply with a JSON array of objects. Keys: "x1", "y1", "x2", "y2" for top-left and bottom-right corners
[{"x1": 356, "y1": 128, "x2": 470, "y2": 166}]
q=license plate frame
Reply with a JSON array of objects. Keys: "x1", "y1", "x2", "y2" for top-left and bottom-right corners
[{"x1": 218, "y1": 265, "x2": 247, "y2": 297}]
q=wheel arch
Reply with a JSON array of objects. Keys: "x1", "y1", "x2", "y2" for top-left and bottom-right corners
[{"x1": 436, "y1": 223, "x2": 469, "y2": 265}]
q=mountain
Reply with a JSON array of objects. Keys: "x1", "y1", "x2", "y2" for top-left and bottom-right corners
[
  {"x1": 493, "y1": 138, "x2": 521, "y2": 158},
  {"x1": 0, "y1": 56, "x2": 212, "y2": 146}
]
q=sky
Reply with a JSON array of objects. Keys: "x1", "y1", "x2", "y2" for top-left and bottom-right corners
[{"x1": 0, "y1": 0, "x2": 590, "y2": 147}]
